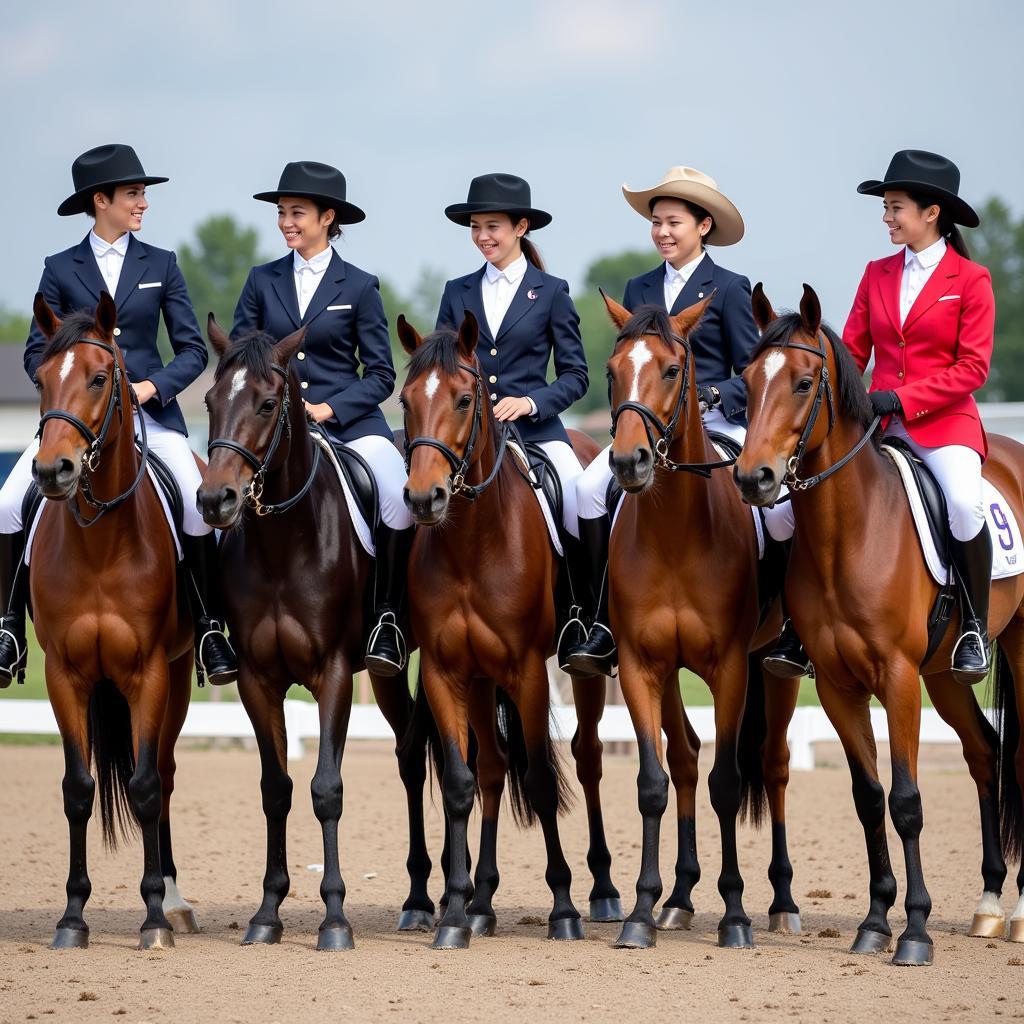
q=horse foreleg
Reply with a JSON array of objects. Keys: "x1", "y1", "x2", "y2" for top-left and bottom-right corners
[{"x1": 570, "y1": 675, "x2": 622, "y2": 921}]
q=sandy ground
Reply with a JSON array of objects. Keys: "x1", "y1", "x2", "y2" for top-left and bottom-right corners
[{"x1": 0, "y1": 739, "x2": 1022, "y2": 1024}]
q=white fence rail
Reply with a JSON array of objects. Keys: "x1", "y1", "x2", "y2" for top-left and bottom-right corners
[{"x1": 1, "y1": 699, "x2": 986, "y2": 770}]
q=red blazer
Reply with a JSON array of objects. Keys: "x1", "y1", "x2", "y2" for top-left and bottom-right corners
[{"x1": 843, "y1": 246, "x2": 995, "y2": 459}]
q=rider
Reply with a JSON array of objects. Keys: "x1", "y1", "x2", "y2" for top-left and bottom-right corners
[
  {"x1": 232, "y1": 160, "x2": 412, "y2": 677},
  {"x1": 436, "y1": 172, "x2": 590, "y2": 663},
  {"x1": 0, "y1": 143, "x2": 237, "y2": 687},
  {"x1": 567, "y1": 167, "x2": 763, "y2": 677}
]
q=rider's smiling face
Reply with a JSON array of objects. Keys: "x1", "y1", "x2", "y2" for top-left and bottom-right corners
[
  {"x1": 650, "y1": 198, "x2": 711, "y2": 270},
  {"x1": 882, "y1": 190, "x2": 941, "y2": 252}
]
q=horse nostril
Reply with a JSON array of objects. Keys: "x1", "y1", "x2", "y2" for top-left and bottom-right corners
[
  {"x1": 430, "y1": 485, "x2": 446, "y2": 508},
  {"x1": 758, "y1": 466, "x2": 776, "y2": 490},
  {"x1": 56, "y1": 458, "x2": 75, "y2": 482},
  {"x1": 635, "y1": 448, "x2": 652, "y2": 471}
]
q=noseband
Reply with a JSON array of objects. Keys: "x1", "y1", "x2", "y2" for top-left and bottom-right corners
[
  {"x1": 206, "y1": 363, "x2": 321, "y2": 516},
  {"x1": 609, "y1": 331, "x2": 736, "y2": 477},
  {"x1": 36, "y1": 337, "x2": 149, "y2": 527}
]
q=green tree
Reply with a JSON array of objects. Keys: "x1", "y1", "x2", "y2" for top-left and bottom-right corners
[
  {"x1": 584, "y1": 250, "x2": 655, "y2": 297},
  {"x1": 0, "y1": 306, "x2": 30, "y2": 344}
]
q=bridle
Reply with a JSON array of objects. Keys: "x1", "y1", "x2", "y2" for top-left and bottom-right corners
[
  {"x1": 36, "y1": 337, "x2": 149, "y2": 528},
  {"x1": 609, "y1": 329, "x2": 736, "y2": 477},
  {"x1": 206, "y1": 363, "x2": 321, "y2": 516},
  {"x1": 403, "y1": 361, "x2": 508, "y2": 501},
  {"x1": 765, "y1": 329, "x2": 880, "y2": 503}
]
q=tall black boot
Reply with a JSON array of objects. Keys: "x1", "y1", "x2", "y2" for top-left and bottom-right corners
[
  {"x1": 565, "y1": 516, "x2": 617, "y2": 678},
  {"x1": 762, "y1": 617, "x2": 812, "y2": 679},
  {"x1": 555, "y1": 532, "x2": 588, "y2": 672},
  {"x1": 0, "y1": 530, "x2": 28, "y2": 687},
  {"x1": 184, "y1": 534, "x2": 237, "y2": 687},
  {"x1": 365, "y1": 524, "x2": 414, "y2": 677},
  {"x1": 950, "y1": 529, "x2": 993, "y2": 685}
]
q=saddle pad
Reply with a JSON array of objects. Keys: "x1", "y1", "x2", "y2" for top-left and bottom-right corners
[
  {"x1": 507, "y1": 439, "x2": 563, "y2": 556},
  {"x1": 884, "y1": 445, "x2": 1024, "y2": 585},
  {"x1": 311, "y1": 432, "x2": 375, "y2": 557}
]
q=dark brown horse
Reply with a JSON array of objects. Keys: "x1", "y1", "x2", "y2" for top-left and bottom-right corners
[
  {"x1": 197, "y1": 319, "x2": 435, "y2": 950},
  {"x1": 30, "y1": 292, "x2": 197, "y2": 950},
  {"x1": 734, "y1": 284, "x2": 1024, "y2": 964},
  {"x1": 397, "y1": 311, "x2": 620, "y2": 948},
  {"x1": 602, "y1": 294, "x2": 801, "y2": 949}
]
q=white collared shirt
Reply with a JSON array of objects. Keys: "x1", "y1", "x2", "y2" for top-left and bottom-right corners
[
  {"x1": 900, "y1": 237, "x2": 946, "y2": 325},
  {"x1": 481, "y1": 253, "x2": 527, "y2": 338},
  {"x1": 663, "y1": 251, "x2": 706, "y2": 311},
  {"x1": 293, "y1": 245, "x2": 334, "y2": 318},
  {"x1": 90, "y1": 230, "x2": 130, "y2": 296}
]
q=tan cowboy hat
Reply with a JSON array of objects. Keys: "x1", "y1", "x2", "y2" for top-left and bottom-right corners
[{"x1": 621, "y1": 166, "x2": 744, "y2": 246}]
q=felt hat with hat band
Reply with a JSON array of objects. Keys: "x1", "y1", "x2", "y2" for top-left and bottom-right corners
[
  {"x1": 621, "y1": 166, "x2": 744, "y2": 246},
  {"x1": 445, "y1": 173, "x2": 552, "y2": 229},
  {"x1": 857, "y1": 149, "x2": 978, "y2": 228},
  {"x1": 58, "y1": 144, "x2": 168, "y2": 217},
  {"x1": 254, "y1": 161, "x2": 365, "y2": 225}
]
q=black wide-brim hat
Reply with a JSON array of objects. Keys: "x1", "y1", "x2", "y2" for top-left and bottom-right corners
[
  {"x1": 857, "y1": 149, "x2": 979, "y2": 228},
  {"x1": 254, "y1": 161, "x2": 365, "y2": 225},
  {"x1": 445, "y1": 173, "x2": 552, "y2": 229},
  {"x1": 58, "y1": 144, "x2": 168, "y2": 217}
]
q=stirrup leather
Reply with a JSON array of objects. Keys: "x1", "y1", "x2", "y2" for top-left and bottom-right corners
[{"x1": 556, "y1": 604, "x2": 587, "y2": 671}]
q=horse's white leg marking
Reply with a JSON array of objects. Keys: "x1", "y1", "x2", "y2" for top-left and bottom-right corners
[{"x1": 628, "y1": 340, "x2": 652, "y2": 402}]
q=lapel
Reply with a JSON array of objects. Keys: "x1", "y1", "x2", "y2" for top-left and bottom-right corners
[
  {"x1": 301, "y1": 250, "x2": 348, "y2": 325},
  {"x1": 270, "y1": 254, "x2": 302, "y2": 329},
  {"x1": 639, "y1": 265, "x2": 663, "y2": 309},
  {"x1": 670, "y1": 252, "x2": 715, "y2": 315},
  {"x1": 496, "y1": 263, "x2": 544, "y2": 340},
  {"x1": 461, "y1": 267, "x2": 492, "y2": 342},
  {"x1": 902, "y1": 246, "x2": 961, "y2": 333},
  {"x1": 877, "y1": 252, "x2": 905, "y2": 335},
  {"x1": 114, "y1": 235, "x2": 149, "y2": 310},
  {"x1": 71, "y1": 235, "x2": 106, "y2": 302}
]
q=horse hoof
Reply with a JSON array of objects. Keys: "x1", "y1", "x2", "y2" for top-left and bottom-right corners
[
  {"x1": 165, "y1": 908, "x2": 201, "y2": 934},
  {"x1": 469, "y1": 914, "x2": 497, "y2": 937},
  {"x1": 317, "y1": 926, "x2": 355, "y2": 951},
  {"x1": 397, "y1": 909, "x2": 435, "y2": 932},
  {"x1": 656, "y1": 906, "x2": 693, "y2": 931},
  {"x1": 432, "y1": 925, "x2": 472, "y2": 950},
  {"x1": 850, "y1": 928, "x2": 892, "y2": 954},
  {"x1": 613, "y1": 921, "x2": 656, "y2": 949},
  {"x1": 1008, "y1": 919, "x2": 1024, "y2": 943},
  {"x1": 969, "y1": 913, "x2": 1006, "y2": 938},
  {"x1": 718, "y1": 923, "x2": 754, "y2": 949},
  {"x1": 768, "y1": 912, "x2": 802, "y2": 935},
  {"x1": 590, "y1": 897, "x2": 624, "y2": 923},
  {"x1": 242, "y1": 923, "x2": 283, "y2": 946},
  {"x1": 891, "y1": 938, "x2": 934, "y2": 966},
  {"x1": 51, "y1": 928, "x2": 88, "y2": 950},
  {"x1": 548, "y1": 916, "x2": 584, "y2": 941},
  {"x1": 138, "y1": 928, "x2": 175, "y2": 951}
]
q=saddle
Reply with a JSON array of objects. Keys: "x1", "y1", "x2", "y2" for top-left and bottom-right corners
[{"x1": 329, "y1": 441, "x2": 381, "y2": 537}]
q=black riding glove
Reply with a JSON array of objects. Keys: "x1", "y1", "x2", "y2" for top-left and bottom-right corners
[
  {"x1": 869, "y1": 390, "x2": 903, "y2": 418},
  {"x1": 697, "y1": 384, "x2": 720, "y2": 413}
]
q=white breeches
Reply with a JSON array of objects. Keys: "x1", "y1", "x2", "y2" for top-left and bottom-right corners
[
  {"x1": 345, "y1": 433, "x2": 413, "y2": 531},
  {"x1": 0, "y1": 411, "x2": 210, "y2": 536},
  {"x1": 535, "y1": 440, "x2": 583, "y2": 538}
]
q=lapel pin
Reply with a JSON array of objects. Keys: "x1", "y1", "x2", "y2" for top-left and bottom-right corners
[
  {"x1": 698, "y1": 292, "x2": 704, "y2": 299},
  {"x1": 527, "y1": 289, "x2": 537, "y2": 300}
]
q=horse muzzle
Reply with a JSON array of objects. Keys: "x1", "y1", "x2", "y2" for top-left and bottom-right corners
[
  {"x1": 733, "y1": 462, "x2": 783, "y2": 507},
  {"x1": 32, "y1": 453, "x2": 80, "y2": 500},
  {"x1": 197, "y1": 482, "x2": 244, "y2": 529},
  {"x1": 404, "y1": 483, "x2": 448, "y2": 526},
  {"x1": 610, "y1": 446, "x2": 654, "y2": 493}
]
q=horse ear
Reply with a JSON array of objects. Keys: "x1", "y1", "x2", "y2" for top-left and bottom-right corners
[
  {"x1": 799, "y1": 283, "x2": 822, "y2": 336},
  {"x1": 95, "y1": 291, "x2": 118, "y2": 338},
  {"x1": 207, "y1": 314, "x2": 231, "y2": 356},
  {"x1": 396, "y1": 314, "x2": 423, "y2": 354},
  {"x1": 751, "y1": 282, "x2": 777, "y2": 331},
  {"x1": 272, "y1": 325, "x2": 308, "y2": 367},
  {"x1": 600, "y1": 288, "x2": 632, "y2": 330},
  {"x1": 33, "y1": 292, "x2": 60, "y2": 339},
  {"x1": 458, "y1": 310, "x2": 480, "y2": 360},
  {"x1": 671, "y1": 289, "x2": 716, "y2": 338}
]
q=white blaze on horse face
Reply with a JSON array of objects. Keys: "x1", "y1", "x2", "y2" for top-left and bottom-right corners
[
  {"x1": 58, "y1": 351, "x2": 75, "y2": 383},
  {"x1": 628, "y1": 340, "x2": 653, "y2": 402},
  {"x1": 759, "y1": 349, "x2": 787, "y2": 416},
  {"x1": 424, "y1": 370, "x2": 440, "y2": 403},
  {"x1": 228, "y1": 369, "x2": 247, "y2": 403}
]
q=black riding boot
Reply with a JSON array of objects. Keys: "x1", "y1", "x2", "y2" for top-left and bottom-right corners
[
  {"x1": 565, "y1": 516, "x2": 617, "y2": 678},
  {"x1": 950, "y1": 529, "x2": 993, "y2": 685},
  {"x1": 762, "y1": 617, "x2": 812, "y2": 679},
  {"x1": 555, "y1": 532, "x2": 588, "y2": 672},
  {"x1": 0, "y1": 530, "x2": 28, "y2": 687},
  {"x1": 184, "y1": 534, "x2": 238, "y2": 687},
  {"x1": 365, "y1": 524, "x2": 414, "y2": 677}
]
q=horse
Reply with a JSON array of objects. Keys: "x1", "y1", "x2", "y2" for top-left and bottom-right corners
[
  {"x1": 734, "y1": 283, "x2": 1024, "y2": 965},
  {"x1": 29, "y1": 292, "x2": 198, "y2": 950},
  {"x1": 397, "y1": 311, "x2": 621, "y2": 949},
  {"x1": 196, "y1": 318, "x2": 436, "y2": 950},
  {"x1": 600, "y1": 293, "x2": 801, "y2": 949}
]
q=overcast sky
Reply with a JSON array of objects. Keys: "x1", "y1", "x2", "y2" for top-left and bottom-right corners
[{"x1": 3, "y1": 0, "x2": 1022, "y2": 332}]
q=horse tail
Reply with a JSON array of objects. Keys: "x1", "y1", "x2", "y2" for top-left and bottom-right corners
[
  {"x1": 89, "y1": 678, "x2": 139, "y2": 850},
  {"x1": 398, "y1": 669, "x2": 443, "y2": 798},
  {"x1": 738, "y1": 652, "x2": 769, "y2": 829},
  {"x1": 993, "y1": 643, "x2": 1023, "y2": 862}
]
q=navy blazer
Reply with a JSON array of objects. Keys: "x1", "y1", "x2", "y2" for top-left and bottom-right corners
[
  {"x1": 622, "y1": 254, "x2": 759, "y2": 424},
  {"x1": 25, "y1": 234, "x2": 207, "y2": 435},
  {"x1": 232, "y1": 251, "x2": 395, "y2": 443},
  {"x1": 436, "y1": 264, "x2": 589, "y2": 444}
]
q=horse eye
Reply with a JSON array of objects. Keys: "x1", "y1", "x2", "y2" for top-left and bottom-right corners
[
  {"x1": 457, "y1": 394, "x2": 472, "y2": 410},
  {"x1": 89, "y1": 373, "x2": 107, "y2": 389},
  {"x1": 664, "y1": 365, "x2": 681, "y2": 380},
  {"x1": 260, "y1": 399, "x2": 277, "y2": 414},
  {"x1": 795, "y1": 378, "x2": 813, "y2": 394}
]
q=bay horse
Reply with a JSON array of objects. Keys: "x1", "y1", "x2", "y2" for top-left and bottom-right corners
[
  {"x1": 734, "y1": 284, "x2": 1024, "y2": 965},
  {"x1": 397, "y1": 311, "x2": 620, "y2": 949},
  {"x1": 601, "y1": 293, "x2": 801, "y2": 949},
  {"x1": 197, "y1": 319, "x2": 435, "y2": 950},
  {"x1": 30, "y1": 292, "x2": 198, "y2": 950}
]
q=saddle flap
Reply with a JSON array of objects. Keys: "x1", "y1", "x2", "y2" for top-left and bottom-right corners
[
  {"x1": 141, "y1": 445, "x2": 185, "y2": 555},
  {"x1": 333, "y1": 442, "x2": 381, "y2": 536},
  {"x1": 522, "y1": 441, "x2": 564, "y2": 532},
  {"x1": 882, "y1": 439, "x2": 951, "y2": 566}
]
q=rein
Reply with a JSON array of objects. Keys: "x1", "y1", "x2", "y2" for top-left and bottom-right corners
[
  {"x1": 610, "y1": 330, "x2": 736, "y2": 477},
  {"x1": 207, "y1": 363, "x2": 321, "y2": 516},
  {"x1": 37, "y1": 337, "x2": 150, "y2": 528}
]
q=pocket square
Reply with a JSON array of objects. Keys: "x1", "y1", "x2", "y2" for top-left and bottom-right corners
[
  {"x1": 327, "y1": 304, "x2": 351, "y2": 311},
  {"x1": 138, "y1": 281, "x2": 162, "y2": 289},
  {"x1": 938, "y1": 295, "x2": 960, "y2": 301}
]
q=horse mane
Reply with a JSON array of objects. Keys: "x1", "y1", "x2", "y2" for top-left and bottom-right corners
[
  {"x1": 753, "y1": 313, "x2": 877, "y2": 440},
  {"x1": 39, "y1": 310, "x2": 102, "y2": 363},
  {"x1": 405, "y1": 327, "x2": 463, "y2": 380},
  {"x1": 214, "y1": 329, "x2": 281, "y2": 382},
  {"x1": 616, "y1": 304, "x2": 679, "y2": 353}
]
